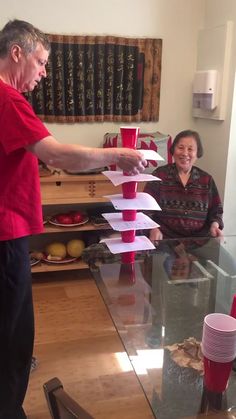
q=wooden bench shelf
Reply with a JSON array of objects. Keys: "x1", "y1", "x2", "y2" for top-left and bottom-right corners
[{"x1": 32, "y1": 171, "x2": 120, "y2": 274}]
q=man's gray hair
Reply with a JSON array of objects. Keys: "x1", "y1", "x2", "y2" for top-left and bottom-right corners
[{"x1": 0, "y1": 19, "x2": 50, "y2": 57}]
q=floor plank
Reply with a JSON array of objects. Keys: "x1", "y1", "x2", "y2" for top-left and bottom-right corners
[{"x1": 24, "y1": 270, "x2": 153, "y2": 418}]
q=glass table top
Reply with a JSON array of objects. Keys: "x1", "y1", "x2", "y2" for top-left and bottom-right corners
[{"x1": 85, "y1": 236, "x2": 236, "y2": 418}]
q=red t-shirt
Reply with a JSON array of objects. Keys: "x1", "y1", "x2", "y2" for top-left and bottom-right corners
[{"x1": 0, "y1": 80, "x2": 50, "y2": 240}]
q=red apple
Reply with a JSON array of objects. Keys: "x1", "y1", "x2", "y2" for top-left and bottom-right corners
[
  {"x1": 70, "y1": 211, "x2": 84, "y2": 224},
  {"x1": 55, "y1": 213, "x2": 74, "y2": 224}
]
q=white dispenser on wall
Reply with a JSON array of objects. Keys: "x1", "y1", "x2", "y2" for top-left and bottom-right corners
[
  {"x1": 193, "y1": 21, "x2": 233, "y2": 120},
  {"x1": 192, "y1": 70, "x2": 218, "y2": 111}
]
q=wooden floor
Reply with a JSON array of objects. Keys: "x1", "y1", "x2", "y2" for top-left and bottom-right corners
[{"x1": 24, "y1": 270, "x2": 154, "y2": 419}]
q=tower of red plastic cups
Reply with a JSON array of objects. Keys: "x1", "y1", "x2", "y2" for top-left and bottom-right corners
[
  {"x1": 120, "y1": 127, "x2": 139, "y2": 264},
  {"x1": 201, "y1": 313, "x2": 236, "y2": 394}
]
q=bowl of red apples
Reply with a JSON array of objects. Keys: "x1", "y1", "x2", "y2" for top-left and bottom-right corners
[{"x1": 49, "y1": 211, "x2": 88, "y2": 226}]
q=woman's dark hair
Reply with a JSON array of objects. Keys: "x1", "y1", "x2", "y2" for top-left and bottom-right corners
[
  {"x1": 0, "y1": 19, "x2": 50, "y2": 58},
  {"x1": 170, "y1": 129, "x2": 204, "y2": 158}
]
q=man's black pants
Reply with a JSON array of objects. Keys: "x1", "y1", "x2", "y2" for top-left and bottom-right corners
[{"x1": 0, "y1": 237, "x2": 34, "y2": 419}]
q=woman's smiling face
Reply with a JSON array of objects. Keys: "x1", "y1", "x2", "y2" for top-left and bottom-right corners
[{"x1": 173, "y1": 136, "x2": 198, "y2": 173}]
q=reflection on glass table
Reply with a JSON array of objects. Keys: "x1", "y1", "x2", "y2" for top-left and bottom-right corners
[{"x1": 84, "y1": 236, "x2": 236, "y2": 418}]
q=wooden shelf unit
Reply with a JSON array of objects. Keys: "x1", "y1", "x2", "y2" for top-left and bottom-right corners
[
  {"x1": 31, "y1": 259, "x2": 88, "y2": 273},
  {"x1": 40, "y1": 172, "x2": 122, "y2": 205},
  {"x1": 42, "y1": 221, "x2": 111, "y2": 234},
  {"x1": 32, "y1": 171, "x2": 139, "y2": 274}
]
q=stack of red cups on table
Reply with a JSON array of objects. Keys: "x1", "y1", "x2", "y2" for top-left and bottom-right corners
[
  {"x1": 120, "y1": 126, "x2": 139, "y2": 264},
  {"x1": 201, "y1": 313, "x2": 236, "y2": 394}
]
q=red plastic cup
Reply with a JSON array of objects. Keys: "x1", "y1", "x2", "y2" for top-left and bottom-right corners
[
  {"x1": 119, "y1": 262, "x2": 136, "y2": 284},
  {"x1": 122, "y1": 181, "x2": 137, "y2": 199},
  {"x1": 120, "y1": 126, "x2": 139, "y2": 149},
  {"x1": 117, "y1": 294, "x2": 136, "y2": 305},
  {"x1": 122, "y1": 210, "x2": 137, "y2": 221},
  {"x1": 230, "y1": 295, "x2": 236, "y2": 318},
  {"x1": 121, "y1": 230, "x2": 136, "y2": 243},
  {"x1": 203, "y1": 356, "x2": 233, "y2": 392},
  {"x1": 121, "y1": 251, "x2": 136, "y2": 264}
]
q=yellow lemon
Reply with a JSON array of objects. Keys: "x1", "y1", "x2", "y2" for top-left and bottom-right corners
[
  {"x1": 45, "y1": 242, "x2": 67, "y2": 259},
  {"x1": 66, "y1": 239, "x2": 85, "y2": 258}
]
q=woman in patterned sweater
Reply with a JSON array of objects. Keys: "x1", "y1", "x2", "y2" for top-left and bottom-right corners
[{"x1": 144, "y1": 129, "x2": 223, "y2": 241}]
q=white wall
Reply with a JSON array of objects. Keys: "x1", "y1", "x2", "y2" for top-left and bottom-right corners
[
  {"x1": 223, "y1": 71, "x2": 236, "y2": 236},
  {"x1": 192, "y1": 0, "x2": 236, "y2": 233},
  {"x1": 0, "y1": 0, "x2": 205, "y2": 147}
]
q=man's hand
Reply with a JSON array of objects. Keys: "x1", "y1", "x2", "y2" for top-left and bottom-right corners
[
  {"x1": 27, "y1": 137, "x2": 147, "y2": 174},
  {"x1": 116, "y1": 148, "x2": 147, "y2": 175}
]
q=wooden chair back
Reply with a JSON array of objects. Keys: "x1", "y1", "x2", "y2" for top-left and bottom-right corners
[{"x1": 43, "y1": 377, "x2": 94, "y2": 419}]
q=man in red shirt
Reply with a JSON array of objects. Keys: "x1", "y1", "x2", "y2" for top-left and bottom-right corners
[{"x1": 0, "y1": 20, "x2": 146, "y2": 419}]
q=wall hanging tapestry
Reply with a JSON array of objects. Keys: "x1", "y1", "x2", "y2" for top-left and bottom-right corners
[{"x1": 25, "y1": 35, "x2": 162, "y2": 123}]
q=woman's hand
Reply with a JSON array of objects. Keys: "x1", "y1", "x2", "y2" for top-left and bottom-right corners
[
  {"x1": 210, "y1": 222, "x2": 224, "y2": 238},
  {"x1": 149, "y1": 227, "x2": 163, "y2": 242}
]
